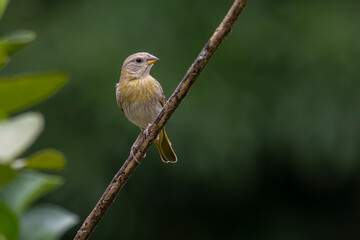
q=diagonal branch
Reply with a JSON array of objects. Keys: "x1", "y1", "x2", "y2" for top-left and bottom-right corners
[{"x1": 74, "y1": 0, "x2": 248, "y2": 239}]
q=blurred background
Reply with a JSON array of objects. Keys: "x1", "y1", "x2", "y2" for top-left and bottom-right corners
[{"x1": 2, "y1": 0, "x2": 360, "y2": 239}]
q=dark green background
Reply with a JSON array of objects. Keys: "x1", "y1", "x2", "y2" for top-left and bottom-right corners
[{"x1": 2, "y1": 0, "x2": 360, "y2": 239}]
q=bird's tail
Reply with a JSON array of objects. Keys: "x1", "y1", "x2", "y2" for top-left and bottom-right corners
[{"x1": 155, "y1": 128, "x2": 177, "y2": 163}]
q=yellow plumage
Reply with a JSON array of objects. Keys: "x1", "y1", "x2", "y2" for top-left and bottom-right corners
[
  {"x1": 116, "y1": 52, "x2": 177, "y2": 163},
  {"x1": 118, "y1": 75, "x2": 160, "y2": 105}
]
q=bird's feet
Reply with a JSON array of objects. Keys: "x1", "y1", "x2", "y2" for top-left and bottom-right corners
[
  {"x1": 143, "y1": 123, "x2": 152, "y2": 137},
  {"x1": 143, "y1": 124, "x2": 160, "y2": 140},
  {"x1": 130, "y1": 146, "x2": 140, "y2": 164}
]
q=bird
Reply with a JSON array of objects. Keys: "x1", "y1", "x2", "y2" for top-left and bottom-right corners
[{"x1": 116, "y1": 52, "x2": 177, "y2": 163}]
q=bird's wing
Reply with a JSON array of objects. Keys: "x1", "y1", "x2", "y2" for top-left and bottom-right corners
[
  {"x1": 117, "y1": 100, "x2": 123, "y2": 113},
  {"x1": 115, "y1": 83, "x2": 124, "y2": 113},
  {"x1": 159, "y1": 88, "x2": 166, "y2": 107}
]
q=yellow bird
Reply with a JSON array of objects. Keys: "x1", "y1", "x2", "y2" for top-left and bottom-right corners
[{"x1": 116, "y1": 52, "x2": 177, "y2": 163}]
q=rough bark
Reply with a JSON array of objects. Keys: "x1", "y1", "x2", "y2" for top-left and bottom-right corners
[{"x1": 74, "y1": 0, "x2": 248, "y2": 239}]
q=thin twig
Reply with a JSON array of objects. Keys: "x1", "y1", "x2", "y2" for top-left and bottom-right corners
[{"x1": 74, "y1": 0, "x2": 248, "y2": 239}]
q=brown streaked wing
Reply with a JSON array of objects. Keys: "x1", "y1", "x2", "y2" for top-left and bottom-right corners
[{"x1": 116, "y1": 86, "x2": 124, "y2": 113}]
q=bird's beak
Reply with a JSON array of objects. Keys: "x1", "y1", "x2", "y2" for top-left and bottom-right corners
[{"x1": 147, "y1": 55, "x2": 159, "y2": 65}]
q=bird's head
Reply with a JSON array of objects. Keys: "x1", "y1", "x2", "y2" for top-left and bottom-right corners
[{"x1": 121, "y1": 52, "x2": 159, "y2": 79}]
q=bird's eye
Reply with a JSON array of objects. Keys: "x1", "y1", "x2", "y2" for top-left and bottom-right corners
[{"x1": 136, "y1": 58, "x2": 142, "y2": 63}]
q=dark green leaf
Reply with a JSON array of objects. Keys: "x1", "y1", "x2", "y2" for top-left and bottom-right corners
[
  {"x1": 0, "y1": 30, "x2": 36, "y2": 56},
  {"x1": 19, "y1": 204, "x2": 78, "y2": 240},
  {"x1": 0, "y1": 201, "x2": 18, "y2": 240},
  {"x1": 0, "y1": 72, "x2": 68, "y2": 114},
  {"x1": 12, "y1": 149, "x2": 66, "y2": 171},
  {"x1": 0, "y1": 112, "x2": 44, "y2": 161},
  {"x1": 0, "y1": 164, "x2": 16, "y2": 185},
  {"x1": 0, "y1": 171, "x2": 63, "y2": 214},
  {"x1": 0, "y1": 43, "x2": 8, "y2": 69}
]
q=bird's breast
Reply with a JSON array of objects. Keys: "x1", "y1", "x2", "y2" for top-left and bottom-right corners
[
  {"x1": 117, "y1": 76, "x2": 160, "y2": 104},
  {"x1": 116, "y1": 76, "x2": 163, "y2": 129}
]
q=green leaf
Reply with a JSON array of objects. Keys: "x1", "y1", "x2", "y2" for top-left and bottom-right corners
[
  {"x1": 0, "y1": 30, "x2": 36, "y2": 56},
  {"x1": 0, "y1": 72, "x2": 68, "y2": 114},
  {"x1": 0, "y1": 164, "x2": 16, "y2": 185},
  {"x1": 0, "y1": 0, "x2": 9, "y2": 22},
  {"x1": 19, "y1": 204, "x2": 78, "y2": 240},
  {"x1": 0, "y1": 201, "x2": 19, "y2": 240},
  {"x1": 0, "y1": 112, "x2": 44, "y2": 162},
  {"x1": 12, "y1": 149, "x2": 66, "y2": 171},
  {"x1": 0, "y1": 171, "x2": 63, "y2": 215},
  {"x1": 0, "y1": 110, "x2": 7, "y2": 120},
  {"x1": 0, "y1": 43, "x2": 8, "y2": 69}
]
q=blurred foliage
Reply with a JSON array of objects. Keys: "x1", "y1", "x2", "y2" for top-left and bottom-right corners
[
  {"x1": 1, "y1": 0, "x2": 360, "y2": 239},
  {"x1": 19, "y1": 204, "x2": 78, "y2": 240},
  {"x1": 0, "y1": 30, "x2": 36, "y2": 56},
  {"x1": 0, "y1": 1, "x2": 78, "y2": 240},
  {"x1": 0, "y1": 73, "x2": 67, "y2": 114},
  {"x1": 0, "y1": 201, "x2": 18, "y2": 240}
]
